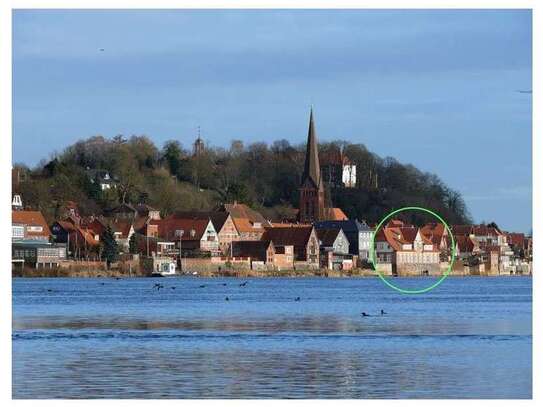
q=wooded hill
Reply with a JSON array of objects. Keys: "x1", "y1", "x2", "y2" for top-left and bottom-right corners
[{"x1": 13, "y1": 134, "x2": 472, "y2": 226}]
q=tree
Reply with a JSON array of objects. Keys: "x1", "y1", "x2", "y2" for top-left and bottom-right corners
[
  {"x1": 101, "y1": 226, "x2": 119, "y2": 269},
  {"x1": 129, "y1": 233, "x2": 138, "y2": 254}
]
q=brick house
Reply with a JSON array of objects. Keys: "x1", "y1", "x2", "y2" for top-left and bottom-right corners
[{"x1": 262, "y1": 225, "x2": 320, "y2": 266}]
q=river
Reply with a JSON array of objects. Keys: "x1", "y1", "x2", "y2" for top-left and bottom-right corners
[{"x1": 12, "y1": 276, "x2": 532, "y2": 398}]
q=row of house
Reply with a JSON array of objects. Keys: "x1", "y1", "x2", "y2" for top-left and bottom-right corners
[
  {"x1": 372, "y1": 220, "x2": 532, "y2": 276},
  {"x1": 11, "y1": 190, "x2": 532, "y2": 275}
]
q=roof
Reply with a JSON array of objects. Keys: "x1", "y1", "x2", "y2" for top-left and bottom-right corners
[
  {"x1": 152, "y1": 216, "x2": 211, "y2": 241},
  {"x1": 326, "y1": 207, "x2": 348, "y2": 221},
  {"x1": 507, "y1": 232, "x2": 525, "y2": 247},
  {"x1": 262, "y1": 225, "x2": 314, "y2": 247},
  {"x1": 472, "y1": 224, "x2": 502, "y2": 237},
  {"x1": 452, "y1": 225, "x2": 473, "y2": 235},
  {"x1": 316, "y1": 228, "x2": 341, "y2": 247},
  {"x1": 455, "y1": 235, "x2": 476, "y2": 253},
  {"x1": 12, "y1": 210, "x2": 51, "y2": 239},
  {"x1": 110, "y1": 219, "x2": 134, "y2": 239},
  {"x1": 301, "y1": 108, "x2": 321, "y2": 188},
  {"x1": 232, "y1": 240, "x2": 273, "y2": 261},
  {"x1": 172, "y1": 211, "x2": 231, "y2": 233},
  {"x1": 314, "y1": 219, "x2": 372, "y2": 233},
  {"x1": 420, "y1": 223, "x2": 446, "y2": 246},
  {"x1": 223, "y1": 203, "x2": 269, "y2": 233}
]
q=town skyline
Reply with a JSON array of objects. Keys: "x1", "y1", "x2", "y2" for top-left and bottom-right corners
[{"x1": 13, "y1": 9, "x2": 532, "y2": 232}]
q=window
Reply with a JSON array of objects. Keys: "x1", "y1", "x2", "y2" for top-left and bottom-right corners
[
  {"x1": 12, "y1": 226, "x2": 24, "y2": 238},
  {"x1": 27, "y1": 225, "x2": 43, "y2": 233}
]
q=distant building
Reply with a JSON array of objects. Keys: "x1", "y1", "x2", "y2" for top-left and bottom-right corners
[
  {"x1": 193, "y1": 129, "x2": 205, "y2": 156},
  {"x1": 12, "y1": 194, "x2": 23, "y2": 211},
  {"x1": 297, "y1": 109, "x2": 349, "y2": 223},
  {"x1": 375, "y1": 223, "x2": 440, "y2": 276},
  {"x1": 321, "y1": 147, "x2": 356, "y2": 188},
  {"x1": 222, "y1": 202, "x2": 270, "y2": 241},
  {"x1": 262, "y1": 224, "x2": 320, "y2": 266},
  {"x1": 172, "y1": 211, "x2": 240, "y2": 255},
  {"x1": 152, "y1": 215, "x2": 219, "y2": 256},
  {"x1": 314, "y1": 219, "x2": 373, "y2": 260},
  {"x1": 232, "y1": 240, "x2": 275, "y2": 267},
  {"x1": 12, "y1": 210, "x2": 66, "y2": 268}
]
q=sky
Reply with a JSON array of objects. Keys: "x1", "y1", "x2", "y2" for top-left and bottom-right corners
[{"x1": 12, "y1": 9, "x2": 532, "y2": 232}]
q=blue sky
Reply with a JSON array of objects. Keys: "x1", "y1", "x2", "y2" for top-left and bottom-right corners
[{"x1": 12, "y1": 9, "x2": 532, "y2": 232}]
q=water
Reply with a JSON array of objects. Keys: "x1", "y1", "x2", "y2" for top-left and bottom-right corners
[{"x1": 12, "y1": 277, "x2": 532, "y2": 399}]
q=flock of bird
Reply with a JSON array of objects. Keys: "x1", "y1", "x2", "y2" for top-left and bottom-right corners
[{"x1": 45, "y1": 278, "x2": 389, "y2": 316}]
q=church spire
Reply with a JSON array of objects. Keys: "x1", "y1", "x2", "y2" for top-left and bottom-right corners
[{"x1": 301, "y1": 107, "x2": 321, "y2": 188}]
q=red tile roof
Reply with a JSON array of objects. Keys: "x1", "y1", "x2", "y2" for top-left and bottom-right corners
[
  {"x1": 12, "y1": 210, "x2": 51, "y2": 239},
  {"x1": 152, "y1": 216, "x2": 210, "y2": 241},
  {"x1": 262, "y1": 225, "x2": 314, "y2": 247}
]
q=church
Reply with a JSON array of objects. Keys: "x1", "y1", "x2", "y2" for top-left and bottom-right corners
[{"x1": 298, "y1": 109, "x2": 348, "y2": 224}]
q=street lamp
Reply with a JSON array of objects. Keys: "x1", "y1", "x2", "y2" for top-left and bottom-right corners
[{"x1": 176, "y1": 229, "x2": 184, "y2": 273}]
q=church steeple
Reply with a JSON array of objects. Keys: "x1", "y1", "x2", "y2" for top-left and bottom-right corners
[
  {"x1": 301, "y1": 108, "x2": 321, "y2": 188},
  {"x1": 298, "y1": 108, "x2": 325, "y2": 223}
]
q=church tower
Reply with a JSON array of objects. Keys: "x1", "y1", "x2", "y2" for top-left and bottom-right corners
[{"x1": 299, "y1": 108, "x2": 325, "y2": 223}]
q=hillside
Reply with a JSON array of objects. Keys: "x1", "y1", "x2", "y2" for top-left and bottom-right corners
[{"x1": 12, "y1": 134, "x2": 472, "y2": 226}]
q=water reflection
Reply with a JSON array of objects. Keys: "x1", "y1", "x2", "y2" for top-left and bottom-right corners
[{"x1": 12, "y1": 277, "x2": 532, "y2": 399}]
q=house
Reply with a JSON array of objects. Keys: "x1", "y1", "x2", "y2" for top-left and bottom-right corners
[
  {"x1": 316, "y1": 227, "x2": 352, "y2": 270},
  {"x1": 320, "y1": 146, "x2": 357, "y2": 188},
  {"x1": 88, "y1": 169, "x2": 118, "y2": 191},
  {"x1": 110, "y1": 219, "x2": 135, "y2": 252},
  {"x1": 314, "y1": 219, "x2": 373, "y2": 260},
  {"x1": 316, "y1": 228, "x2": 350, "y2": 254},
  {"x1": 50, "y1": 220, "x2": 100, "y2": 259},
  {"x1": 262, "y1": 225, "x2": 320, "y2": 266},
  {"x1": 12, "y1": 240, "x2": 67, "y2": 269},
  {"x1": 134, "y1": 204, "x2": 161, "y2": 220},
  {"x1": 12, "y1": 194, "x2": 23, "y2": 211},
  {"x1": 222, "y1": 202, "x2": 270, "y2": 240},
  {"x1": 454, "y1": 234, "x2": 480, "y2": 263},
  {"x1": 232, "y1": 240, "x2": 275, "y2": 268},
  {"x1": 171, "y1": 211, "x2": 240, "y2": 255},
  {"x1": 375, "y1": 223, "x2": 440, "y2": 276},
  {"x1": 12, "y1": 210, "x2": 51, "y2": 242},
  {"x1": 152, "y1": 215, "x2": 219, "y2": 256},
  {"x1": 12, "y1": 210, "x2": 66, "y2": 268}
]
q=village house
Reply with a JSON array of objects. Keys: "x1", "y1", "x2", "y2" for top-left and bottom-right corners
[
  {"x1": 315, "y1": 227, "x2": 352, "y2": 270},
  {"x1": 110, "y1": 218, "x2": 135, "y2": 253},
  {"x1": 314, "y1": 219, "x2": 373, "y2": 261},
  {"x1": 262, "y1": 224, "x2": 320, "y2": 268},
  {"x1": 222, "y1": 202, "x2": 270, "y2": 241},
  {"x1": 231, "y1": 240, "x2": 275, "y2": 269},
  {"x1": 88, "y1": 169, "x2": 118, "y2": 191},
  {"x1": 454, "y1": 234, "x2": 481, "y2": 263},
  {"x1": 152, "y1": 214, "x2": 220, "y2": 256},
  {"x1": 171, "y1": 211, "x2": 240, "y2": 255},
  {"x1": 50, "y1": 220, "x2": 100, "y2": 259},
  {"x1": 320, "y1": 146, "x2": 357, "y2": 188},
  {"x1": 12, "y1": 208, "x2": 66, "y2": 269},
  {"x1": 453, "y1": 224, "x2": 514, "y2": 273},
  {"x1": 375, "y1": 222, "x2": 440, "y2": 276}
]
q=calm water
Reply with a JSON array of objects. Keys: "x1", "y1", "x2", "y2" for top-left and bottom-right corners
[{"x1": 12, "y1": 277, "x2": 532, "y2": 399}]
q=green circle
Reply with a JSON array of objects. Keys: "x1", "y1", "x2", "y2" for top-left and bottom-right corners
[{"x1": 369, "y1": 206, "x2": 456, "y2": 294}]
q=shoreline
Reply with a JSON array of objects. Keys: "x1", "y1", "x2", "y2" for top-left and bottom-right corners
[{"x1": 11, "y1": 268, "x2": 532, "y2": 279}]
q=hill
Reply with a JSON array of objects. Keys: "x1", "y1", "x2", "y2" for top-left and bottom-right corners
[{"x1": 13, "y1": 134, "x2": 472, "y2": 226}]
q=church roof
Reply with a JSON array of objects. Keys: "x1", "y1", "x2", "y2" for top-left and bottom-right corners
[{"x1": 301, "y1": 108, "x2": 321, "y2": 188}]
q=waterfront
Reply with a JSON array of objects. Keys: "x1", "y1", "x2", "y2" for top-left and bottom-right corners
[{"x1": 12, "y1": 277, "x2": 532, "y2": 399}]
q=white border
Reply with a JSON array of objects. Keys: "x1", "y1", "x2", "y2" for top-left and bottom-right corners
[{"x1": 1, "y1": 1, "x2": 539, "y2": 405}]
